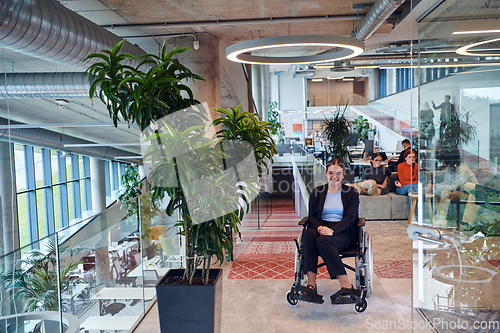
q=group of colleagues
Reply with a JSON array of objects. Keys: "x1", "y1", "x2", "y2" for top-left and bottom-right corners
[
  {"x1": 349, "y1": 139, "x2": 418, "y2": 201},
  {"x1": 300, "y1": 138, "x2": 477, "y2": 303}
]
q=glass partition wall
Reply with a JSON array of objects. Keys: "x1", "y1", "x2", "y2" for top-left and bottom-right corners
[
  {"x1": 0, "y1": 193, "x2": 182, "y2": 333},
  {"x1": 413, "y1": 7, "x2": 500, "y2": 331}
]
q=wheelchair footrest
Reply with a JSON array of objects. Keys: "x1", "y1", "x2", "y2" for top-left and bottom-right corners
[
  {"x1": 295, "y1": 285, "x2": 324, "y2": 304},
  {"x1": 330, "y1": 287, "x2": 363, "y2": 305}
]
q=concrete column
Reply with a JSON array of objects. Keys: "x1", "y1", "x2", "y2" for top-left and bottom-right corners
[
  {"x1": 0, "y1": 142, "x2": 18, "y2": 315},
  {"x1": 173, "y1": 34, "x2": 221, "y2": 122},
  {"x1": 261, "y1": 65, "x2": 271, "y2": 121},
  {"x1": 367, "y1": 69, "x2": 377, "y2": 101},
  {"x1": 252, "y1": 64, "x2": 262, "y2": 115},
  {"x1": 90, "y1": 157, "x2": 106, "y2": 213},
  {"x1": 387, "y1": 68, "x2": 397, "y2": 95},
  {"x1": 0, "y1": 141, "x2": 18, "y2": 259},
  {"x1": 90, "y1": 157, "x2": 111, "y2": 286}
]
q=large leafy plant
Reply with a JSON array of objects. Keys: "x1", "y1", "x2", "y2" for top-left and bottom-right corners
[
  {"x1": 267, "y1": 101, "x2": 285, "y2": 144},
  {"x1": 84, "y1": 42, "x2": 271, "y2": 285},
  {"x1": 84, "y1": 39, "x2": 203, "y2": 130},
  {"x1": 0, "y1": 239, "x2": 82, "y2": 312},
  {"x1": 322, "y1": 104, "x2": 352, "y2": 163},
  {"x1": 214, "y1": 104, "x2": 278, "y2": 176},
  {"x1": 351, "y1": 115, "x2": 371, "y2": 143}
]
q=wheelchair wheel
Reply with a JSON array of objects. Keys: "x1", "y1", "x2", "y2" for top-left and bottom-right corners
[
  {"x1": 354, "y1": 299, "x2": 368, "y2": 313},
  {"x1": 286, "y1": 291, "x2": 300, "y2": 307},
  {"x1": 363, "y1": 233, "x2": 374, "y2": 297}
]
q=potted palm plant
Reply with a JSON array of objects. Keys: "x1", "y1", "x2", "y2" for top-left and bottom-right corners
[
  {"x1": 84, "y1": 41, "x2": 276, "y2": 332},
  {"x1": 322, "y1": 103, "x2": 352, "y2": 163}
]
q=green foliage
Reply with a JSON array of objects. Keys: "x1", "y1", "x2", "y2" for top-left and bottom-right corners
[
  {"x1": 142, "y1": 117, "x2": 251, "y2": 284},
  {"x1": 322, "y1": 104, "x2": 352, "y2": 163},
  {"x1": 214, "y1": 104, "x2": 278, "y2": 176},
  {"x1": 351, "y1": 115, "x2": 370, "y2": 143},
  {"x1": 84, "y1": 40, "x2": 204, "y2": 131},
  {"x1": 437, "y1": 107, "x2": 477, "y2": 149},
  {"x1": 267, "y1": 101, "x2": 285, "y2": 144},
  {"x1": 118, "y1": 166, "x2": 154, "y2": 240},
  {"x1": 0, "y1": 238, "x2": 83, "y2": 312}
]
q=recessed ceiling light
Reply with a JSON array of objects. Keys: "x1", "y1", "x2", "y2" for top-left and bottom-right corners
[
  {"x1": 343, "y1": 78, "x2": 354, "y2": 81},
  {"x1": 327, "y1": 76, "x2": 344, "y2": 80},
  {"x1": 311, "y1": 78, "x2": 323, "y2": 82},
  {"x1": 453, "y1": 19, "x2": 500, "y2": 35}
]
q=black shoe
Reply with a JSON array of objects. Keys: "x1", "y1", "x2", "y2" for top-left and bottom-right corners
[
  {"x1": 298, "y1": 284, "x2": 324, "y2": 304},
  {"x1": 330, "y1": 285, "x2": 361, "y2": 304}
]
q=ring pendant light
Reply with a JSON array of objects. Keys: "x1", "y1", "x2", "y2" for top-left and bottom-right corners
[
  {"x1": 226, "y1": 35, "x2": 365, "y2": 65},
  {"x1": 456, "y1": 36, "x2": 500, "y2": 56}
]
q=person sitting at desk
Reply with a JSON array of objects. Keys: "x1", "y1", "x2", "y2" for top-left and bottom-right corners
[
  {"x1": 395, "y1": 149, "x2": 418, "y2": 204},
  {"x1": 348, "y1": 153, "x2": 392, "y2": 196},
  {"x1": 388, "y1": 139, "x2": 411, "y2": 172}
]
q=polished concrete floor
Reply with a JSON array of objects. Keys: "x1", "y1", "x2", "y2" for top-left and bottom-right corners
[{"x1": 134, "y1": 200, "x2": 416, "y2": 333}]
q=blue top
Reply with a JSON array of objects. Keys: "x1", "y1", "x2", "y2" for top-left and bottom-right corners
[{"x1": 321, "y1": 190, "x2": 343, "y2": 222}]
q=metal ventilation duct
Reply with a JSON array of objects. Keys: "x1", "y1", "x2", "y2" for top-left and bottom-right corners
[
  {"x1": 0, "y1": 118, "x2": 139, "y2": 162},
  {"x1": 0, "y1": 72, "x2": 91, "y2": 99},
  {"x1": 0, "y1": 0, "x2": 145, "y2": 70},
  {"x1": 353, "y1": 0, "x2": 405, "y2": 41}
]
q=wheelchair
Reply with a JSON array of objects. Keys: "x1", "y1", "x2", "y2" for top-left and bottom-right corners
[{"x1": 286, "y1": 217, "x2": 373, "y2": 313}]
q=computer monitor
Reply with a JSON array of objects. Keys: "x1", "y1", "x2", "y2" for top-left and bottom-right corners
[
  {"x1": 347, "y1": 134, "x2": 358, "y2": 147},
  {"x1": 364, "y1": 140, "x2": 374, "y2": 155}
]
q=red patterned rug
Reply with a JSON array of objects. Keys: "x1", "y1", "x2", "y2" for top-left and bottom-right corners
[{"x1": 229, "y1": 197, "x2": 413, "y2": 280}]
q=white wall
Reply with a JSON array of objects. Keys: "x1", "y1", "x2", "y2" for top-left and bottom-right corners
[
  {"x1": 375, "y1": 66, "x2": 500, "y2": 160},
  {"x1": 219, "y1": 40, "x2": 250, "y2": 111},
  {"x1": 278, "y1": 70, "x2": 306, "y2": 111}
]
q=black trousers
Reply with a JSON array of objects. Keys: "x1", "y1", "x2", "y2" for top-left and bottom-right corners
[{"x1": 302, "y1": 226, "x2": 356, "y2": 279}]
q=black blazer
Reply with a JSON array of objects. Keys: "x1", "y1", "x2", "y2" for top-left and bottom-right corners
[{"x1": 308, "y1": 183, "x2": 359, "y2": 242}]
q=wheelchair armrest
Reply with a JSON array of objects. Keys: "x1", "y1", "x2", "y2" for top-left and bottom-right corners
[
  {"x1": 358, "y1": 217, "x2": 366, "y2": 227},
  {"x1": 298, "y1": 217, "x2": 309, "y2": 226}
]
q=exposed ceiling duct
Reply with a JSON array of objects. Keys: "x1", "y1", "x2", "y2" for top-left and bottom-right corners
[
  {"x1": 0, "y1": 118, "x2": 140, "y2": 162},
  {"x1": 0, "y1": 0, "x2": 146, "y2": 71},
  {"x1": 353, "y1": 0, "x2": 405, "y2": 41},
  {"x1": 330, "y1": 61, "x2": 355, "y2": 72},
  {"x1": 0, "y1": 72, "x2": 91, "y2": 99}
]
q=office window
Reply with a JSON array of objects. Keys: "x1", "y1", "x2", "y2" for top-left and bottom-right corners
[{"x1": 14, "y1": 144, "x2": 130, "y2": 248}]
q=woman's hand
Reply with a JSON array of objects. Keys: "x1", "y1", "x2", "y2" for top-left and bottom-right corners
[
  {"x1": 318, "y1": 226, "x2": 333, "y2": 236},
  {"x1": 395, "y1": 180, "x2": 401, "y2": 187}
]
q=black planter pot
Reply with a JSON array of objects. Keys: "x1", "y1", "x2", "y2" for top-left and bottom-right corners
[{"x1": 156, "y1": 268, "x2": 222, "y2": 333}]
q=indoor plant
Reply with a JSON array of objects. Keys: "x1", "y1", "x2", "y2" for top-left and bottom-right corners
[
  {"x1": 267, "y1": 101, "x2": 285, "y2": 144},
  {"x1": 322, "y1": 103, "x2": 352, "y2": 163},
  {"x1": 84, "y1": 41, "x2": 275, "y2": 332},
  {"x1": 0, "y1": 238, "x2": 82, "y2": 312},
  {"x1": 351, "y1": 115, "x2": 370, "y2": 144}
]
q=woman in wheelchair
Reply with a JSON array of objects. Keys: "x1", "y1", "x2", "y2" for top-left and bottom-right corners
[{"x1": 301, "y1": 158, "x2": 362, "y2": 304}]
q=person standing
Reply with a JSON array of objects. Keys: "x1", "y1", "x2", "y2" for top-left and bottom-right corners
[{"x1": 432, "y1": 95, "x2": 454, "y2": 140}]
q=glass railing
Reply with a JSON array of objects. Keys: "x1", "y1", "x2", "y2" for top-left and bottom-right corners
[
  {"x1": 0, "y1": 192, "x2": 182, "y2": 333},
  {"x1": 294, "y1": 145, "x2": 326, "y2": 196}
]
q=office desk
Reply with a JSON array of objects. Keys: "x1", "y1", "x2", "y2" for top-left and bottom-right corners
[
  {"x1": 93, "y1": 287, "x2": 156, "y2": 300},
  {"x1": 80, "y1": 315, "x2": 140, "y2": 332},
  {"x1": 350, "y1": 160, "x2": 372, "y2": 180},
  {"x1": 62, "y1": 283, "x2": 90, "y2": 314},
  {"x1": 350, "y1": 160, "x2": 388, "y2": 180}
]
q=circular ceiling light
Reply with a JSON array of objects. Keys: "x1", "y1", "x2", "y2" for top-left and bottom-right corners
[
  {"x1": 226, "y1": 35, "x2": 365, "y2": 65},
  {"x1": 456, "y1": 36, "x2": 500, "y2": 56}
]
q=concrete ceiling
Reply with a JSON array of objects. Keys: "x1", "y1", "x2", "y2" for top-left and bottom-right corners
[{"x1": 0, "y1": 0, "x2": 498, "y2": 159}]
